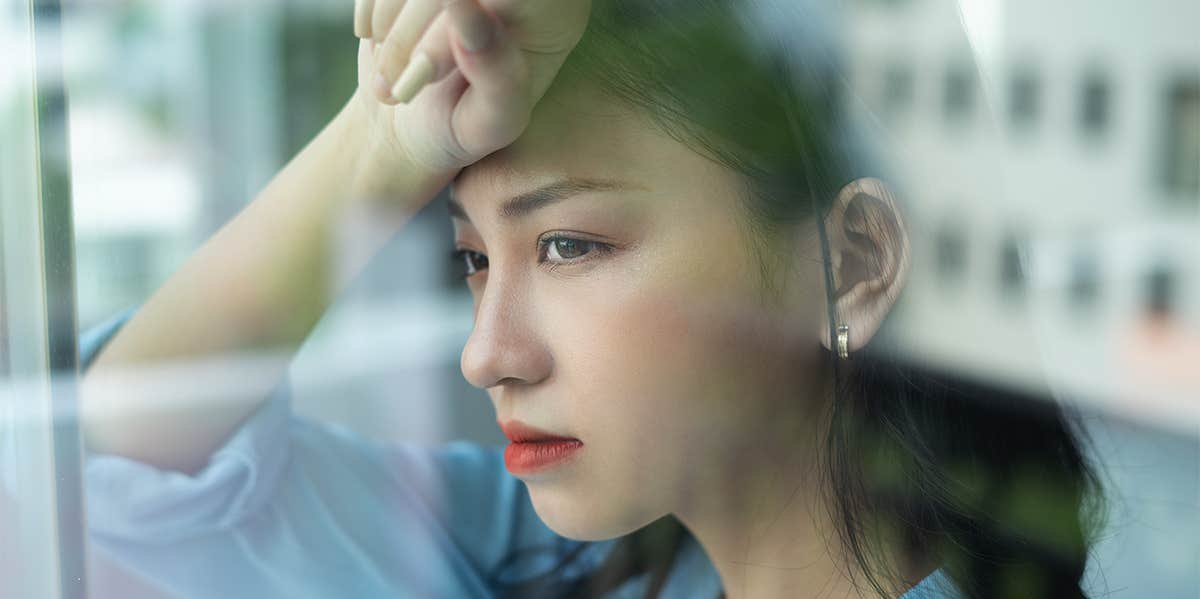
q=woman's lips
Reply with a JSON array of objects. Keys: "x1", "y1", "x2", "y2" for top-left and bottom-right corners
[{"x1": 498, "y1": 420, "x2": 583, "y2": 475}]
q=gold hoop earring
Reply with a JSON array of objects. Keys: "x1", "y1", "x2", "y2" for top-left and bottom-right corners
[{"x1": 836, "y1": 324, "x2": 850, "y2": 359}]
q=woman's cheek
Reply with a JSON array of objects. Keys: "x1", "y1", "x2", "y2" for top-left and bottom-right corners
[{"x1": 572, "y1": 282, "x2": 753, "y2": 446}]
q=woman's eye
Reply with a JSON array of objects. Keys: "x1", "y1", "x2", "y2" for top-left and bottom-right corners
[
  {"x1": 541, "y1": 236, "x2": 604, "y2": 263},
  {"x1": 453, "y1": 249, "x2": 488, "y2": 277},
  {"x1": 453, "y1": 237, "x2": 610, "y2": 279}
]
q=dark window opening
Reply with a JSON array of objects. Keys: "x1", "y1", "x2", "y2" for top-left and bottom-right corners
[
  {"x1": 881, "y1": 62, "x2": 914, "y2": 120},
  {"x1": 943, "y1": 64, "x2": 975, "y2": 123},
  {"x1": 998, "y1": 234, "x2": 1027, "y2": 298},
  {"x1": 1162, "y1": 79, "x2": 1200, "y2": 196},
  {"x1": 1009, "y1": 68, "x2": 1040, "y2": 129},
  {"x1": 1080, "y1": 73, "x2": 1112, "y2": 136},
  {"x1": 935, "y1": 223, "x2": 967, "y2": 285},
  {"x1": 1144, "y1": 263, "x2": 1177, "y2": 317},
  {"x1": 1067, "y1": 250, "x2": 1101, "y2": 309}
]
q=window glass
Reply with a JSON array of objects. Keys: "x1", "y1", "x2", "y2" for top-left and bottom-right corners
[{"x1": 3, "y1": 1, "x2": 1198, "y2": 598}]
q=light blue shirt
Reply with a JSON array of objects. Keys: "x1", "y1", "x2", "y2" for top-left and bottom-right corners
[{"x1": 77, "y1": 312, "x2": 958, "y2": 598}]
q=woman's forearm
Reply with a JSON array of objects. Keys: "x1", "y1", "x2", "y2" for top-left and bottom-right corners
[{"x1": 81, "y1": 94, "x2": 454, "y2": 473}]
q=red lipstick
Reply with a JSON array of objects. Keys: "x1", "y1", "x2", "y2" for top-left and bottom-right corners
[{"x1": 499, "y1": 420, "x2": 583, "y2": 475}]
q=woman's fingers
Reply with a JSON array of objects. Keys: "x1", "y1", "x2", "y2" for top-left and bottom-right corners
[
  {"x1": 444, "y1": 0, "x2": 497, "y2": 54},
  {"x1": 396, "y1": 13, "x2": 454, "y2": 103},
  {"x1": 353, "y1": 0, "x2": 376, "y2": 38},
  {"x1": 448, "y1": 0, "x2": 530, "y2": 154},
  {"x1": 371, "y1": 0, "x2": 406, "y2": 46},
  {"x1": 398, "y1": 0, "x2": 498, "y2": 103},
  {"x1": 449, "y1": 0, "x2": 523, "y2": 100},
  {"x1": 373, "y1": 0, "x2": 514, "y2": 105},
  {"x1": 374, "y1": 0, "x2": 442, "y2": 104}
]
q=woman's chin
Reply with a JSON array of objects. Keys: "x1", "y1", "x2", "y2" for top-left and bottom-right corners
[{"x1": 525, "y1": 483, "x2": 660, "y2": 542}]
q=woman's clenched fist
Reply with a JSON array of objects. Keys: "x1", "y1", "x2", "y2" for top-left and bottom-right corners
[{"x1": 351, "y1": 0, "x2": 591, "y2": 175}]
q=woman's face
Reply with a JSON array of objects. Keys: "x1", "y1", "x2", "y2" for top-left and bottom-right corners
[{"x1": 451, "y1": 80, "x2": 828, "y2": 540}]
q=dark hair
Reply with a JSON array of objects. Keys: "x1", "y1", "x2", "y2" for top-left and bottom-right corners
[{"x1": 494, "y1": 1, "x2": 1104, "y2": 597}]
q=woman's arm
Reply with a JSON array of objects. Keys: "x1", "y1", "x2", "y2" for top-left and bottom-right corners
[
  {"x1": 80, "y1": 0, "x2": 591, "y2": 474},
  {"x1": 81, "y1": 95, "x2": 452, "y2": 474}
]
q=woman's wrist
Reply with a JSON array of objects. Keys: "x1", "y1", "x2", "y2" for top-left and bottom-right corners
[{"x1": 341, "y1": 92, "x2": 457, "y2": 209}]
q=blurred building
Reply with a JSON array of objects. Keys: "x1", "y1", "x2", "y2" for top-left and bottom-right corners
[
  {"x1": 844, "y1": 0, "x2": 1200, "y2": 427},
  {"x1": 22, "y1": 0, "x2": 1200, "y2": 596},
  {"x1": 844, "y1": 3, "x2": 1200, "y2": 596}
]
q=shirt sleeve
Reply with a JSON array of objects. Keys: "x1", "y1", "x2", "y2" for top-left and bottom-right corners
[
  {"x1": 82, "y1": 309, "x2": 292, "y2": 544},
  {"x1": 431, "y1": 442, "x2": 588, "y2": 579},
  {"x1": 77, "y1": 309, "x2": 612, "y2": 597}
]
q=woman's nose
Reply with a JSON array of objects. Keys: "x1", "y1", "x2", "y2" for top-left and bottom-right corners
[{"x1": 460, "y1": 278, "x2": 552, "y2": 389}]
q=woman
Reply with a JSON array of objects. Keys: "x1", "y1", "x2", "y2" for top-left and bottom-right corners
[{"x1": 80, "y1": 0, "x2": 1102, "y2": 597}]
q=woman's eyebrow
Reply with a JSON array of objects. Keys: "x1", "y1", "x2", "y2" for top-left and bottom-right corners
[{"x1": 447, "y1": 177, "x2": 640, "y2": 222}]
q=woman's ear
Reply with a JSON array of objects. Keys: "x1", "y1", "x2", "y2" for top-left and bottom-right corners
[{"x1": 817, "y1": 178, "x2": 911, "y2": 355}]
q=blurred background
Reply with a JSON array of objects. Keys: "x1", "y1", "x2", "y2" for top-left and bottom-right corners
[{"x1": 2, "y1": 0, "x2": 1197, "y2": 597}]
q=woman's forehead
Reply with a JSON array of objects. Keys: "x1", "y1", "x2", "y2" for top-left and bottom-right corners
[
  {"x1": 455, "y1": 102, "x2": 655, "y2": 202},
  {"x1": 455, "y1": 85, "x2": 721, "y2": 208},
  {"x1": 500, "y1": 87, "x2": 651, "y2": 164}
]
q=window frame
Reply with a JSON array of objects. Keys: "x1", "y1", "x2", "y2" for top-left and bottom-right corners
[{"x1": 1, "y1": 0, "x2": 86, "y2": 596}]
